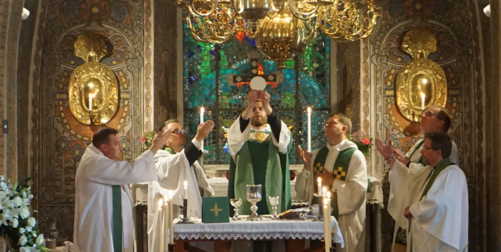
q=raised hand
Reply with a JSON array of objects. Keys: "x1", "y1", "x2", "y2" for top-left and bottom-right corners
[
  {"x1": 195, "y1": 120, "x2": 215, "y2": 143},
  {"x1": 375, "y1": 138, "x2": 393, "y2": 159},
  {"x1": 257, "y1": 90, "x2": 272, "y2": 115},
  {"x1": 297, "y1": 145, "x2": 311, "y2": 170},
  {"x1": 393, "y1": 148, "x2": 410, "y2": 166},
  {"x1": 247, "y1": 90, "x2": 258, "y2": 108},
  {"x1": 150, "y1": 130, "x2": 172, "y2": 155}
]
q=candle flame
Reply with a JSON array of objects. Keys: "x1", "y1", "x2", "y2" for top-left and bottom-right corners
[
  {"x1": 158, "y1": 199, "x2": 164, "y2": 208},
  {"x1": 327, "y1": 191, "x2": 331, "y2": 199},
  {"x1": 420, "y1": 92, "x2": 425, "y2": 99},
  {"x1": 323, "y1": 198, "x2": 328, "y2": 206},
  {"x1": 201, "y1": 107, "x2": 205, "y2": 113},
  {"x1": 307, "y1": 107, "x2": 312, "y2": 113},
  {"x1": 322, "y1": 187, "x2": 327, "y2": 194},
  {"x1": 89, "y1": 93, "x2": 93, "y2": 99},
  {"x1": 317, "y1": 177, "x2": 322, "y2": 183},
  {"x1": 184, "y1": 180, "x2": 188, "y2": 187}
]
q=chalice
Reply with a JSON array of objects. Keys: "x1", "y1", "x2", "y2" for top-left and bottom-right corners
[
  {"x1": 230, "y1": 198, "x2": 242, "y2": 220},
  {"x1": 268, "y1": 196, "x2": 280, "y2": 220},
  {"x1": 246, "y1": 184, "x2": 262, "y2": 221}
]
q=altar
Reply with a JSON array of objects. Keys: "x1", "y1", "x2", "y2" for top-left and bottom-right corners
[{"x1": 131, "y1": 165, "x2": 384, "y2": 252}]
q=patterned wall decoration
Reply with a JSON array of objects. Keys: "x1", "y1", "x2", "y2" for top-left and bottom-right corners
[
  {"x1": 29, "y1": 0, "x2": 150, "y2": 242},
  {"x1": 183, "y1": 24, "x2": 331, "y2": 165},
  {"x1": 361, "y1": 0, "x2": 486, "y2": 251}
]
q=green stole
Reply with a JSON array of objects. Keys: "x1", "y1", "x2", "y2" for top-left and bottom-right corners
[
  {"x1": 395, "y1": 157, "x2": 453, "y2": 249},
  {"x1": 311, "y1": 146, "x2": 356, "y2": 219},
  {"x1": 228, "y1": 138, "x2": 291, "y2": 215},
  {"x1": 409, "y1": 140, "x2": 426, "y2": 165},
  {"x1": 112, "y1": 185, "x2": 122, "y2": 252}
]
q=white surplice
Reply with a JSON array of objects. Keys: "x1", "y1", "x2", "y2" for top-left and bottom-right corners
[
  {"x1": 147, "y1": 139, "x2": 214, "y2": 252},
  {"x1": 74, "y1": 144, "x2": 157, "y2": 252},
  {"x1": 388, "y1": 139, "x2": 459, "y2": 251},
  {"x1": 227, "y1": 116, "x2": 291, "y2": 159},
  {"x1": 295, "y1": 139, "x2": 367, "y2": 252},
  {"x1": 389, "y1": 161, "x2": 468, "y2": 252}
]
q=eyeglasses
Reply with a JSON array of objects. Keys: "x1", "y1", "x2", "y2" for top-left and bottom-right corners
[
  {"x1": 422, "y1": 146, "x2": 438, "y2": 150},
  {"x1": 171, "y1": 129, "x2": 185, "y2": 135},
  {"x1": 422, "y1": 111, "x2": 438, "y2": 118}
]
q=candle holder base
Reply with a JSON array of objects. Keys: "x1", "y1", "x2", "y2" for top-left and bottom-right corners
[
  {"x1": 177, "y1": 218, "x2": 195, "y2": 224},
  {"x1": 313, "y1": 194, "x2": 324, "y2": 221},
  {"x1": 168, "y1": 243, "x2": 177, "y2": 252}
]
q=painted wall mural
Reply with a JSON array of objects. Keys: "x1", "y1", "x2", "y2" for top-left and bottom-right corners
[
  {"x1": 30, "y1": 0, "x2": 151, "y2": 242},
  {"x1": 362, "y1": 0, "x2": 486, "y2": 250}
]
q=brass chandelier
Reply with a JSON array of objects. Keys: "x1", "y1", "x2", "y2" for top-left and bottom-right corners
[{"x1": 178, "y1": 0, "x2": 380, "y2": 68}]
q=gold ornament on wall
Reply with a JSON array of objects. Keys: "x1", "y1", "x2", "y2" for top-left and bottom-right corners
[
  {"x1": 68, "y1": 32, "x2": 118, "y2": 125},
  {"x1": 396, "y1": 27, "x2": 447, "y2": 122}
]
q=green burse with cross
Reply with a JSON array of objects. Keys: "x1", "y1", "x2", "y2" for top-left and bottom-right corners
[{"x1": 202, "y1": 196, "x2": 230, "y2": 223}]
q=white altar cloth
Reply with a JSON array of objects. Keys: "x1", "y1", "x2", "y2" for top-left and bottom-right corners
[{"x1": 173, "y1": 216, "x2": 344, "y2": 247}]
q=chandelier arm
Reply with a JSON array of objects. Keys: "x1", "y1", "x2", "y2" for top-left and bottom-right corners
[
  {"x1": 204, "y1": 19, "x2": 235, "y2": 44},
  {"x1": 287, "y1": 0, "x2": 319, "y2": 20},
  {"x1": 302, "y1": 18, "x2": 319, "y2": 43},
  {"x1": 269, "y1": 0, "x2": 286, "y2": 14},
  {"x1": 230, "y1": 0, "x2": 245, "y2": 14},
  {"x1": 187, "y1": 0, "x2": 219, "y2": 17},
  {"x1": 187, "y1": 17, "x2": 211, "y2": 43}
]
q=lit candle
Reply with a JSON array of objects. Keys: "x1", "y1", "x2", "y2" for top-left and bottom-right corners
[
  {"x1": 323, "y1": 197, "x2": 331, "y2": 252},
  {"x1": 200, "y1": 107, "x2": 205, "y2": 150},
  {"x1": 317, "y1": 177, "x2": 322, "y2": 196},
  {"x1": 307, "y1": 107, "x2": 312, "y2": 152},
  {"x1": 184, "y1": 180, "x2": 188, "y2": 199},
  {"x1": 163, "y1": 198, "x2": 168, "y2": 252},
  {"x1": 168, "y1": 192, "x2": 174, "y2": 244},
  {"x1": 158, "y1": 199, "x2": 164, "y2": 252},
  {"x1": 322, "y1": 186, "x2": 327, "y2": 198},
  {"x1": 420, "y1": 92, "x2": 425, "y2": 110},
  {"x1": 89, "y1": 94, "x2": 93, "y2": 111}
]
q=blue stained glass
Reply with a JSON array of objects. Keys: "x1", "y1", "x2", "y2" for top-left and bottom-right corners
[{"x1": 183, "y1": 17, "x2": 331, "y2": 164}]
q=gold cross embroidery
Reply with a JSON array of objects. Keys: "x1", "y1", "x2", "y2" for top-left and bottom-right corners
[
  {"x1": 256, "y1": 132, "x2": 265, "y2": 141},
  {"x1": 314, "y1": 163, "x2": 324, "y2": 173},
  {"x1": 333, "y1": 167, "x2": 346, "y2": 180},
  {"x1": 210, "y1": 204, "x2": 223, "y2": 216}
]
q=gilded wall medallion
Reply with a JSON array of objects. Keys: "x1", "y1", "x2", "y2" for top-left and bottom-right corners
[
  {"x1": 396, "y1": 27, "x2": 447, "y2": 122},
  {"x1": 68, "y1": 32, "x2": 118, "y2": 125}
]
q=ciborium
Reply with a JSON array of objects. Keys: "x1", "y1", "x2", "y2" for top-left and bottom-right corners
[{"x1": 246, "y1": 184, "x2": 262, "y2": 221}]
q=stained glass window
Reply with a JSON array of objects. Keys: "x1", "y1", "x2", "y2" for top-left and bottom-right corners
[{"x1": 183, "y1": 21, "x2": 331, "y2": 165}]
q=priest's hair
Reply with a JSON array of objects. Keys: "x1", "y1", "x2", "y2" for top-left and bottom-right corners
[
  {"x1": 329, "y1": 113, "x2": 352, "y2": 138},
  {"x1": 424, "y1": 131, "x2": 452, "y2": 158},
  {"x1": 430, "y1": 105, "x2": 452, "y2": 132},
  {"x1": 92, "y1": 127, "x2": 119, "y2": 148},
  {"x1": 159, "y1": 119, "x2": 180, "y2": 132}
]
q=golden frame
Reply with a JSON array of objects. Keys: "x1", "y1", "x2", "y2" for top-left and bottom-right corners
[{"x1": 396, "y1": 27, "x2": 447, "y2": 122}]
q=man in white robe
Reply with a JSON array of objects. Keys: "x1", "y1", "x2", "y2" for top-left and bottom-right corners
[
  {"x1": 147, "y1": 119, "x2": 215, "y2": 252},
  {"x1": 296, "y1": 113, "x2": 367, "y2": 252},
  {"x1": 387, "y1": 131, "x2": 468, "y2": 252},
  {"x1": 376, "y1": 105, "x2": 459, "y2": 251},
  {"x1": 74, "y1": 127, "x2": 171, "y2": 252}
]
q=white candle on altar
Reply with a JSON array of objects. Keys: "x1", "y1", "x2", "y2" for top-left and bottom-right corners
[
  {"x1": 317, "y1": 177, "x2": 322, "y2": 196},
  {"x1": 200, "y1": 107, "x2": 205, "y2": 150},
  {"x1": 322, "y1": 186, "x2": 327, "y2": 198},
  {"x1": 421, "y1": 92, "x2": 425, "y2": 110},
  {"x1": 307, "y1": 107, "x2": 312, "y2": 152},
  {"x1": 163, "y1": 198, "x2": 168, "y2": 252},
  {"x1": 323, "y1": 197, "x2": 331, "y2": 252},
  {"x1": 158, "y1": 199, "x2": 164, "y2": 252},
  {"x1": 89, "y1": 94, "x2": 93, "y2": 111},
  {"x1": 168, "y1": 192, "x2": 174, "y2": 244},
  {"x1": 184, "y1": 180, "x2": 188, "y2": 199}
]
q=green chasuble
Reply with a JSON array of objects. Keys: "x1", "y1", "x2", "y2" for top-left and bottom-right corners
[{"x1": 228, "y1": 135, "x2": 291, "y2": 215}]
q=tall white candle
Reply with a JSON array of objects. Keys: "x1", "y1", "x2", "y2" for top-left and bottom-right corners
[
  {"x1": 421, "y1": 92, "x2": 425, "y2": 110},
  {"x1": 184, "y1": 180, "x2": 188, "y2": 199},
  {"x1": 322, "y1": 186, "x2": 327, "y2": 198},
  {"x1": 200, "y1": 107, "x2": 205, "y2": 150},
  {"x1": 158, "y1": 199, "x2": 164, "y2": 252},
  {"x1": 89, "y1": 94, "x2": 93, "y2": 111},
  {"x1": 317, "y1": 177, "x2": 322, "y2": 196},
  {"x1": 163, "y1": 198, "x2": 168, "y2": 252},
  {"x1": 323, "y1": 198, "x2": 330, "y2": 252},
  {"x1": 168, "y1": 192, "x2": 174, "y2": 244},
  {"x1": 307, "y1": 107, "x2": 312, "y2": 152}
]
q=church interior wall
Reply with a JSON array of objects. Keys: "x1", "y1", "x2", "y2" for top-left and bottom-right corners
[{"x1": 1, "y1": 0, "x2": 500, "y2": 250}]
